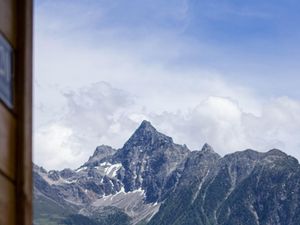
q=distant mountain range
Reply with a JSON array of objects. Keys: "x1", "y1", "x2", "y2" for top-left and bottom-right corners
[{"x1": 34, "y1": 120, "x2": 300, "y2": 225}]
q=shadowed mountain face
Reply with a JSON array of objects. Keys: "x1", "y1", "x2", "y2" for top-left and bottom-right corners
[{"x1": 34, "y1": 121, "x2": 300, "y2": 225}]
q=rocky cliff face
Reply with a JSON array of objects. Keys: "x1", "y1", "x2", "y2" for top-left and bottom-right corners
[
  {"x1": 113, "y1": 120, "x2": 190, "y2": 202},
  {"x1": 148, "y1": 149, "x2": 300, "y2": 225},
  {"x1": 34, "y1": 121, "x2": 300, "y2": 225}
]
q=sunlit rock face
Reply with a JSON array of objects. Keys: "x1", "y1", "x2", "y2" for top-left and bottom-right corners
[{"x1": 33, "y1": 121, "x2": 300, "y2": 225}]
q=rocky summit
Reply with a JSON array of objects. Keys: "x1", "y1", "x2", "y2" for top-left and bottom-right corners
[{"x1": 34, "y1": 120, "x2": 300, "y2": 225}]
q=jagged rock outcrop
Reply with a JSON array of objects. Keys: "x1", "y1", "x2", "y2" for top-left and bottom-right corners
[{"x1": 83, "y1": 145, "x2": 117, "y2": 167}]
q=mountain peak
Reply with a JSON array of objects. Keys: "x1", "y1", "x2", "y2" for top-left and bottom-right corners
[
  {"x1": 83, "y1": 145, "x2": 116, "y2": 167},
  {"x1": 132, "y1": 120, "x2": 161, "y2": 138},
  {"x1": 92, "y1": 145, "x2": 115, "y2": 158},
  {"x1": 201, "y1": 143, "x2": 215, "y2": 153},
  {"x1": 266, "y1": 148, "x2": 287, "y2": 157},
  {"x1": 138, "y1": 120, "x2": 156, "y2": 132},
  {"x1": 122, "y1": 120, "x2": 173, "y2": 150}
]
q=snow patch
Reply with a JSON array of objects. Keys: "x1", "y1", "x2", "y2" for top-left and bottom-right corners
[
  {"x1": 249, "y1": 204, "x2": 259, "y2": 225},
  {"x1": 93, "y1": 186, "x2": 159, "y2": 225},
  {"x1": 119, "y1": 186, "x2": 125, "y2": 193},
  {"x1": 100, "y1": 162, "x2": 112, "y2": 167},
  {"x1": 64, "y1": 179, "x2": 77, "y2": 184},
  {"x1": 103, "y1": 163, "x2": 122, "y2": 177},
  {"x1": 76, "y1": 166, "x2": 88, "y2": 172},
  {"x1": 39, "y1": 172, "x2": 77, "y2": 186}
]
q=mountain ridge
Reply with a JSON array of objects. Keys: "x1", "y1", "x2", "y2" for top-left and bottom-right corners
[{"x1": 34, "y1": 120, "x2": 300, "y2": 225}]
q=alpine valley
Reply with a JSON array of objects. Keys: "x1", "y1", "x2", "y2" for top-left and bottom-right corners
[{"x1": 34, "y1": 121, "x2": 300, "y2": 225}]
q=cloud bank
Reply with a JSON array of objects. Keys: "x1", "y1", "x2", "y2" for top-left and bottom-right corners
[
  {"x1": 34, "y1": 81, "x2": 300, "y2": 170},
  {"x1": 34, "y1": 0, "x2": 300, "y2": 170}
]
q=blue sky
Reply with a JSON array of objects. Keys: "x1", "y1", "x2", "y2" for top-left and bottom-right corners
[
  {"x1": 35, "y1": 0, "x2": 300, "y2": 97},
  {"x1": 34, "y1": 0, "x2": 300, "y2": 169}
]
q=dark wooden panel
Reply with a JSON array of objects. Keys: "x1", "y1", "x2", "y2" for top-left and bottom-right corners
[
  {"x1": 0, "y1": 0, "x2": 16, "y2": 47},
  {"x1": 0, "y1": 175, "x2": 16, "y2": 225},
  {"x1": 15, "y1": 1, "x2": 33, "y2": 225},
  {"x1": 0, "y1": 103, "x2": 16, "y2": 180},
  {"x1": 0, "y1": 1, "x2": 33, "y2": 225}
]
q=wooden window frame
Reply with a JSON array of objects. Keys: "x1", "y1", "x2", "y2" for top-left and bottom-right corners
[{"x1": 15, "y1": 1, "x2": 33, "y2": 225}]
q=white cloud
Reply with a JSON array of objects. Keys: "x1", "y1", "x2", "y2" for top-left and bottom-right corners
[
  {"x1": 153, "y1": 96, "x2": 300, "y2": 160},
  {"x1": 34, "y1": 124, "x2": 82, "y2": 169},
  {"x1": 34, "y1": 81, "x2": 300, "y2": 170},
  {"x1": 33, "y1": 26, "x2": 300, "y2": 168},
  {"x1": 34, "y1": 82, "x2": 140, "y2": 170},
  {"x1": 33, "y1": 1, "x2": 300, "y2": 170},
  {"x1": 242, "y1": 97, "x2": 300, "y2": 157},
  {"x1": 148, "y1": 96, "x2": 249, "y2": 153}
]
